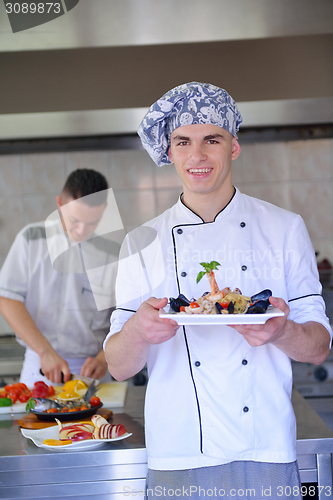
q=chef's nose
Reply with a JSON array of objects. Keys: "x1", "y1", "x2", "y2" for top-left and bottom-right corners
[
  {"x1": 75, "y1": 223, "x2": 88, "y2": 236},
  {"x1": 188, "y1": 142, "x2": 206, "y2": 162}
]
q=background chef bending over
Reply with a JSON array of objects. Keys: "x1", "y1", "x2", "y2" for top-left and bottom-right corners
[{"x1": 0, "y1": 169, "x2": 119, "y2": 386}]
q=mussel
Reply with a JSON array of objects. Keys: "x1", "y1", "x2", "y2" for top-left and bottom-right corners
[
  {"x1": 169, "y1": 294, "x2": 191, "y2": 313},
  {"x1": 215, "y1": 302, "x2": 222, "y2": 314},
  {"x1": 250, "y1": 289, "x2": 272, "y2": 303},
  {"x1": 227, "y1": 301, "x2": 235, "y2": 314},
  {"x1": 215, "y1": 301, "x2": 235, "y2": 314},
  {"x1": 246, "y1": 300, "x2": 270, "y2": 314}
]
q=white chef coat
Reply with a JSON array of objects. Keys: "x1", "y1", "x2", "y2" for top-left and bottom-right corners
[
  {"x1": 0, "y1": 219, "x2": 119, "y2": 384},
  {"x1": 105, "y1": 188, "x2": 332, "y2": 471}
]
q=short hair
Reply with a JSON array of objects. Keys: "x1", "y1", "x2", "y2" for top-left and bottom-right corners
[{"x1": 62, "y1": 169, "x2": 108, "y2": 206}]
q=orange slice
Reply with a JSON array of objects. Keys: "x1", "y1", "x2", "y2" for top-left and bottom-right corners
[{"x1": 43, "y1": 439, "x2": 72, "y2": 446}]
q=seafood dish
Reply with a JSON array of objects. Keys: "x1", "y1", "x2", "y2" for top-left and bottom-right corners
[
  {"x1": 169, "y1": 261, "x2": 273, "y2": 316},
  {"x1": 26, "y1": 379, "x2": 103, "y2": 421}
]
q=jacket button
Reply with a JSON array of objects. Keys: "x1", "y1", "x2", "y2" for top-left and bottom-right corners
[
  {"x1": 242, "y1": 359, "x2": 248, "y2": 365},
  {"x1": 240, "y1": 222, "x2": 246, "y2": 228},
  {"x1": 195, "y1": 361, "x2": 201, "y2": 367},
  {"x1": 241, "y1": 265, "x2": 247, "y2": 271},
  {"x1": 243, "y1": 406, "x2": 249, "y2": 413},
  {"x1": 177, "y1": 228, "x2": 183, "y2": 234},
  {"x1": 181, "y1": 271, "x2": 187, "y2": 277}
]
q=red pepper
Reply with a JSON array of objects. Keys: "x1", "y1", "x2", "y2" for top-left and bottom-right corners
[{"x1": 190, "y1": 302, "x2": 200, "y2": 308}]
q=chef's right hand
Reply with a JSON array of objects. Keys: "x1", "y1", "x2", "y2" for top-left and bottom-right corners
[
  {"x1": 129, "y1": 297, "x2": 179, "y2": 345},
  {"x1": 39, "y1": 350, "x2": 71, "y2": 384}
]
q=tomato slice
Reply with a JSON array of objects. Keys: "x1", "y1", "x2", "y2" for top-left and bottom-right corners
[
  {"x1": 7, "y1": 393, "x2": 18, "y2": 404},
  {"x1": 19, "y1": 393, "x2": 31, "y2": 403},
  {"x1": 47, "y1": 386, "x2": 55, "y2": 397},
  {"x1": 179, "y1": 306, "x2": 186, "y2": 312},
  {"x1": 190, "y1": 302, "x2": 200, "y2": 308}
]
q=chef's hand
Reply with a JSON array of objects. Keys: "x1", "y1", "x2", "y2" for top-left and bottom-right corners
[
  {"x1": 39, "y1": 350, "x2": 71, "y2": 384},
  {"x1": 129, "y1": 297, "x2": 179, "y2": 345},
  {"x1": 80, "y1": 350, "x2": 108, "y2": 380},
  {"x1": 230, "y1": 297, "x2": 289, "y2": 346}
]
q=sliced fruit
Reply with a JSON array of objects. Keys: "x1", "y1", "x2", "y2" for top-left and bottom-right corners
[{"x1": 43, "y1": 439, "x2": 72, "y2": 446}]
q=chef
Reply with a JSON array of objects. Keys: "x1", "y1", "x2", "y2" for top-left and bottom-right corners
[
  {"x1": 104, "y1": 83, "x2": 332, "y2": 499},
  {"x1": 0, "y1": 169, "x2": 118, "y2": 386}
]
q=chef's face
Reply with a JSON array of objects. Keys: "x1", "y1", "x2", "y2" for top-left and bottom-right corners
[
  {"x1": 168, "y1": 124, "x2": 241, "y2": 199},
  {"x1": 56, "y1": 195, "x2": 106, "y2": 242}
]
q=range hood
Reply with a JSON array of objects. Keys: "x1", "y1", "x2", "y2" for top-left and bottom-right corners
[
  {"x1": 1, "y1": 98, "x2": 333, "y2": 141},
  {"x1": 0, "y1": 0, "x2": 332, "y2": 140}
]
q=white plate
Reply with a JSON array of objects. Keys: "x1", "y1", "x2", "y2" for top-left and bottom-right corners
[
  {"x1": 21, "y1": 427, "x2": 132, "y2": 451},
  {"x1": 159, "y1": 307, "x2": 284, "y2": 325}
]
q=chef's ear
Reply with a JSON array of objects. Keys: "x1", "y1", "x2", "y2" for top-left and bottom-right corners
[
  {"x1": 231, "y1": 139, "x2": 241, "y2": 160},
  {"x1": 56, "y1": 195, "x2": 62, "y2": 210},
  {"x1": 168, "y1": 146, "x2": 173, "y2": 164}
]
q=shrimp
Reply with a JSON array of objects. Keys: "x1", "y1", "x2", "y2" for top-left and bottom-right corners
[{"x1": 204, "y1": 272, "x2": 229, "y2": 302}]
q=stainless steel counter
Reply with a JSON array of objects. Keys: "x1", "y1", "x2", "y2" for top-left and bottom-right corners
[
  {"x1": 0, "y1": 386, "x2": 147, "y2": 500},
  {"x1": 1, "y1": 387, "x2": 333, "y2": 500}
]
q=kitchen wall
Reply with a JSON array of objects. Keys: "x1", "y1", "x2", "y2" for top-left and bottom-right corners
[{"x1": 0, "y1": 137, "x2": 332, "y2": 332}]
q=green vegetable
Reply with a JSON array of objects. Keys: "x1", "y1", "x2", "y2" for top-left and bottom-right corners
[
  {"x1": 25, "y1": 397, "x2": 36, "y2": 412},
  {"x1": 196, "y1": 261, "x2": 221, "y2": 283},
  {"x1": 0, "y1": 397, "x2": 13, "y2": 407}
]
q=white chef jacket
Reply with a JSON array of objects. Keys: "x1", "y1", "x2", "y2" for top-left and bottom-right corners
[
  {"x1": 0, "y1": 220, "x2": 118, "y2": 370},
  {"x1": 105, "y1": 188, "x2": 332, "y2": 471}
]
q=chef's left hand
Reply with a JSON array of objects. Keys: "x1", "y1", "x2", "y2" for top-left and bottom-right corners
[
  {"x1": 230, "y1": 297, "x2": 289, "y2": 346},
  {"x1": 80, "y1": 350, "x2": 108, "y2": 380}
]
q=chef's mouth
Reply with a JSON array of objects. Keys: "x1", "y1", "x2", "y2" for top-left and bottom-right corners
[{"x1": 187, "y1": 168, "x2": 213, "y2": 175}]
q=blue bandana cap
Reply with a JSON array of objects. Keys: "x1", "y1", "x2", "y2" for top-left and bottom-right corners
[{"x1": 137, "y1": 82, "x2": 242, "y2": 167}]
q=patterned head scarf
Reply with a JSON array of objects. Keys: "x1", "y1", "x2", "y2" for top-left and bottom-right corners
[{"x1": 137, "y1": 82, "x2": 242, "y2": 167}]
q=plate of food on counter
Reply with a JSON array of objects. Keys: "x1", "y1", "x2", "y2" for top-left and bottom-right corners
[
  {"x1": 26, "y1": 378, "x2": 104, "y2": 421},
  {"x1": 0, "y1": 378, "x2": 103, "y2": 420},
  {"x1": 159, "y1": 261, "x2": 285, "y2": 325},
  {"x1": 21, "y1": 414, "x2": 132, "y2": 451}
]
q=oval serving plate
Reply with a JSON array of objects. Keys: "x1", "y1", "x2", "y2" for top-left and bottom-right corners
[
  {"x1": 21, "y1": 426, "x2": 132, "y2": 451},
  {"x1": 30, "y1": 402, "x2": 103, "y2": 421}
]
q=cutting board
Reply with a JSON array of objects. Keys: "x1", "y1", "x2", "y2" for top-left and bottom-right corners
[
  {"x1": 18, "y1": 408, "x2": 113, "y2": 429},
  {"x1": 0, "y1": 381, "x2": 128, "y2": 414},
  {"x1": 94, "y1": 381, "x2": 128, "y2": 408}
]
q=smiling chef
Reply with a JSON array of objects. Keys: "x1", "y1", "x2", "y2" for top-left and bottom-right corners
[{"x1": 104, "y1": 82, "x2": 332, "y2": 500}]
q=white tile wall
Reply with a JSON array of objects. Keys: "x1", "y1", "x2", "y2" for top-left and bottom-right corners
[
  {"x1": 21, "y1": 153, "x2": 66, "y2": 194},
  {"x1": 0, "y1": 155, "x2": 23, "y2": 195},
  {"x1": 65, "y1": 151, "x2": 109, "y2": 179},
  {"x1": 109, "y1": 150, "x2": 155, "y2": 189},
  {"x1": 0, "y1": 136, "x2": 332, "y2": 278},
  {"x1": 22, "y1": 193, "x2": 59, "y2": 226}
]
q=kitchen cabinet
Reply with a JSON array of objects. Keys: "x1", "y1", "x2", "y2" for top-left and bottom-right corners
[{"x1": 0, "y1": 387, "x2": 332, "y2": 499}]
